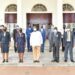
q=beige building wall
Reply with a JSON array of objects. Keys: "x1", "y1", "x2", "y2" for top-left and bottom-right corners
[
  {"x1": 63, "y1": 0, "x2": 75, "y2": 10},
  {"x1": 0, "y1": 0, "x2": 17, "y2": 25},
  {"x1": 0, "y1": 0, "x2": 75, "y2": 33},
  {"x1": 21, "y1": 0, "x2": 57, "y2": 31}
]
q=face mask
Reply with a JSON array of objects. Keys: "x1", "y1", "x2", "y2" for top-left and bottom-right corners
[
  {"x1": 29, "y1": 27, "x2": 31, "y2": 29},
  {"x1": 33, "y1": 28, "x2": 37, "y2": 31},
  {"x1": 65, "y1": 29, "x2": 70, "y2": 32},
  {"x1": 41, "y1": 28, "x2": 43, "y2": 31},
  {"x1": 54, "y1": 30, "x2": 57, "y2": 33}
]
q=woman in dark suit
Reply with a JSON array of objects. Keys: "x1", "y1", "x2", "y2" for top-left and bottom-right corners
[
  {"x1": 0, "y1": 27, "x2": 10, "y2": 63},
  {"x1": 16, "y1": 28, "x2": 25, "y2": 63}
]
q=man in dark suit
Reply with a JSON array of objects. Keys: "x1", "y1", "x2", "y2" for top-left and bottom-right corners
[
  {"x1": 26, "y1": 24, "x2": 33, "y2": 52},
  {"x1": 48, "y1": 25, "x2": 54, "y2": 52},
  {"x1": 64, "y1": 28, "x2": 74, "y2": 62},
  {"x1": 52, "y1": 27, "x2": 61, "y2": 62},
  {"x1": 40, "y1": 26, "x2": 46, "y2": 52}
]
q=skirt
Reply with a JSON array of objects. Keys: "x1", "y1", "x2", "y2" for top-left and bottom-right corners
[
  {"x1": 17, "y1": 45, "x2": 25, "y2": 53},
  {"x1": 1, "y1": 43, "x2": 9, "y2": 53}
]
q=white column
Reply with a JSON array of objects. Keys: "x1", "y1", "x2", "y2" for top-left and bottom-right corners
[
  {"x1": 0, "y1": 11, "x2": 4, "y2": 25},
  {"x1": 56, "y1": 0, "x2": 63, "y2": 33},
  {"x1": 17, "y1": 0, "x2": 23, "y2": 27}
]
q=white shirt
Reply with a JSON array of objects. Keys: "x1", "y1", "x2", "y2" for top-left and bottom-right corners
[
  {"x1": 66, "y1": 30, "x2": 71, "y2": 41},
  {"x1": 4, "y1": 32, "x2": 6, "y2": 37},
  {"x1": 30, "y1": 31, "x2": 43, "y2": 46}
]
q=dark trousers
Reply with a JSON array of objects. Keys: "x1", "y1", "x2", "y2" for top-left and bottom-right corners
[
  {"x1": 64, "y1": 42, "x2": 73, "y2": 60},
  {"x1": 49, "y1": 40, "x2": 53, "y2": 52},
  {"x1": 62, "y1": 38, "x2": 65, "y2": 52},
  {"x1": 41, "y1": 40, "x2": 45, "y2": 52},
  {"x1": 14, "y1": 42, "x2": 17, "y2": 52},
  {"x1": 27, "y1": 38, "x2": 32, "y2": 52},
  {"x1": 53, "y1": 44, "x2": 59, "y2": 61}
]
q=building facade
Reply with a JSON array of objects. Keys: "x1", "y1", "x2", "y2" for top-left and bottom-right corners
[{"x1": 0, "y1": 0, "x2": 75, "y2": 34}]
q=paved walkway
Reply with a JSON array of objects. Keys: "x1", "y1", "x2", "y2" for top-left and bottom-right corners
[
  {"x1": 0, "y1": 40, "x2": 75, "y2": 75},
  {"x1": 0, "y1": 66, "x2": 75, "y2": 75},
  {"x1": 0, "y1": 48, "x2": 75, "y2": 66}
]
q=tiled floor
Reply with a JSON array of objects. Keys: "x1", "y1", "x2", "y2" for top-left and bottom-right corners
[
  {"x1": 0, "y1": 48, "x2": 75, "y2": 66},
  {"x1": 0, "y1": 40, "x2": 75, "y2": 75}
]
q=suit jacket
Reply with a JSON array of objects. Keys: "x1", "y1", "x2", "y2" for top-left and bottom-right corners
[
  {"x1": 48, "y1": 29, "x2": 54, "y2": 43},
  {"x1": 40, "y1": 29, "x2": 46, "y2": 41},
  {"x1": 16, "y1": 33, "x2": 26, "y2": 46},
  {"x1": 0, "y1": 30, "x2": 2, "y2": 42},
  {"x1": 63, "y1": 31, "x2": 73, "y2": 47},
  {"x1": 53, "y1": 31, "x2": 61, "y2": 47},
  {"x1": 26, "y1": 28, "x2": 33, "y2": 38},
  {"x1": 0, "y1": 32, "x2": 10, "y2": 44}
]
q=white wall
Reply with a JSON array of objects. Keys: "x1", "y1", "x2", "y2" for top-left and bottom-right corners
[
  {"x1": 21, "y1": 0, "x2": 57, "y2": 31},
  {"x1": 63, "y1": 0, "x2": 75, "y2": 11},
  {"x1": 0, "y1": 0, "x2": 75, "y2": 32},
  {"x1": 0, "y1": 0, "x2": 17, "y2": 25}
]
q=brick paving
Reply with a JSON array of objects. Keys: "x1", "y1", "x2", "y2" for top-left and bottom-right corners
[{"x1": 0, "y1": 40, "x2": 75, "y2": 75}]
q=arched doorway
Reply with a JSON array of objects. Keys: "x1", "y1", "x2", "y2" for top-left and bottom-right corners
[
  {"x1": 27, "y1": 4, "x2": 52, "y2": 30},
  {"x1": 27, "y1": 13, "x2": 52, "y2": 29},
  {"x1": 5, "y1": 4, "x2": 17, "y2": 36}
]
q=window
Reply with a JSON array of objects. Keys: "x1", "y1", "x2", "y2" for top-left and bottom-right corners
[
  {"x1": 5, "y1": 4, "x2": 17, "y2": 12},
  {"x1": 32, "y1": 4, "x2": 47, "y2": 11},
  {"x1": 63, "y1": 4, "x2": 74, "y2": 11},
  {"x1": 5, "y1": 4, "x2": 17, "y2": 36}
]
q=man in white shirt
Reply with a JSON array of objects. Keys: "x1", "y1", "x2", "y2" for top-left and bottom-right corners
[{"x1": 30, "y1": 25, "x2": 43, "y2": 63}]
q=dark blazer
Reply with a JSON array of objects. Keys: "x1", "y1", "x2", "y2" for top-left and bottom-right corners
[
  {"x1": 63, "y1": 31, "x2": 73, "y2": 47},
  {"x1": 16, "y1": 33, "x2": 26, "y2": 46},
  {"x1": 1, "y1": 32, "x2": 10, "y2": 44},
  {"x1": 26, "y1": 28, "x2": 33, "y2": 38},
  {"x1": 0, "y1": 30, "x2": 2, "y2": 42},
  {"x1": 48, "y1": 29, "x2": 54, "y2": 44},
  {"x1": 16, "y1": 33, "x2": 26, "y2": 52},
  {"x1": 53, "y1": 31, "x2": 61, "y2": 47},
  {"x1": 0, "y1": 32, "x2": 10, "y2": 53}
]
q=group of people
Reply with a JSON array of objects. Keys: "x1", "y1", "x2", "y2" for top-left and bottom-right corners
[
  {"x1": 0, "y1": 23, "x2": 75, "y2": 63},
  {"x1": 47, "y1": 25, "x2": 75, "y2": 63},
  {"x1": 0, "y1": 25, "x2": 25, "y2": 63}
]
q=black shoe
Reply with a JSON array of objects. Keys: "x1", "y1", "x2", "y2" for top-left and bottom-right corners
[
  {"x1": 36, "y1": 60, "x2": 40, "y2": 63},
  {"x1": 33, "y1": 60, "x2": 40, "y2": 63},
  {"x1": 64, "y1": 60, "x2": 67, "y2": 62},
  {"x1": 71, "y1": 60, "x2": 75, "y2": 62},
  {"x1": 41, "y1": 51, "x2": 44, "y2": 53},
  {"x1": 5, "y1": 60, "x2": 8, "y2": 62},
  {"x1": 2, "y1": 59, "x2": 5, "y2": 63},
  {"x1": 19, "y1": 60, "x2": 23, "y2": 63},
  {"x1": 56, "y1": 60, "x2": 59, "y2": 63},
  {"x1": 49, "y1": 50, "x2": 52, "y2": 52},
  {"x1": 33, "y1": 60, "x2": 37, "y2": 63},
  {"x1": 51, "y1": 60, "x2": 56, "y2": 62}
]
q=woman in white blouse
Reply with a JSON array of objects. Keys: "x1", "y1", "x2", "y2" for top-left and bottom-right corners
[{"x1": 30, "y1": 25, "x2": 43, "y2": 63}]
